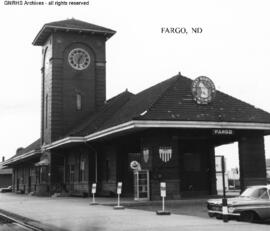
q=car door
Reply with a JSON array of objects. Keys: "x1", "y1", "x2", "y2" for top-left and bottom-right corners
[{"x1": 254, "y1": 188, "x2": 270, "y2": 220}]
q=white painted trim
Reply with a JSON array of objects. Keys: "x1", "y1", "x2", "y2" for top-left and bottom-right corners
[
  {"x1": 132, "y1": 120, "x2": 270, "y2": 130},
  {"x1": 43, "y1": 136, "x2": 86, "y2": 150},
  {"x1": 85, "y1": 121, "x2": 135, "y2": 141},
  {"x1": 44, "y1": 120, "x2": 270, "y2": 149}
]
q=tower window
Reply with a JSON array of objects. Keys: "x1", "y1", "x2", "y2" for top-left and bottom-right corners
[
  {"x1": 45, "y1": 94, "x2": 48, "y2": 128},
  {"x1": 76, "y1": 93, "x2": 82, "y2": 111}
]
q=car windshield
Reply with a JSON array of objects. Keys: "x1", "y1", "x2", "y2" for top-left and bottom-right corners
[{"x1": 241, "y1": 187, "x2": 269, "y2": 199}]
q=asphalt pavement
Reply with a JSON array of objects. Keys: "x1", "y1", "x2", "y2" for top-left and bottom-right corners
[{"x1": 0, "y1": 193, "x2": 269, "y2": 231}]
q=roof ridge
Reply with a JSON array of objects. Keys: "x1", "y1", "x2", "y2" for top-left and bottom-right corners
[
  {"x1": 134, "y1": 74, "x2": 180, "y2": 119},
  {"x1": 106, "y1": 90, "x2": 134, "y2": 104},
  {"x1": 45, "y1": 18, "x2": 115, "y2": 32}
]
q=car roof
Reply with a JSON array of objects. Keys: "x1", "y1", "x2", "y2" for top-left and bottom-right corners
[{"x1": 248, "y1": 185, "x2": 270, "y2": 190}]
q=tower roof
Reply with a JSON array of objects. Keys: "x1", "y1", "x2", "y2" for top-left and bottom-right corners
[{"x1": 33, "y1": 18, "x2": 116, "y2": 46}]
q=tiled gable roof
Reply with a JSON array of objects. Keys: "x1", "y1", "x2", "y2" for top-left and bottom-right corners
[
  {"x1": 139, "y1": 75, "x2": 270, "y2": 123},
  {"x1": 97, "y1": 75, "x2": 179, "y2": 131},
  {"x1": 33, "y1": 18, "x2": 116, "y2": 45},
  {"x1": 11, "y1": 138, "x2": 41, "y2": 158},
  {"x1": 68, "y1": 90, "x2": 134, "y2": 136},
  {"x1": 70, "y1": 74, "x2": 270, "y2": 136}
]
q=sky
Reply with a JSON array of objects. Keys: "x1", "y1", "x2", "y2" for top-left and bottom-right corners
[{"x1": 0, "y1": 0, "x2": 270, "y2": 169}]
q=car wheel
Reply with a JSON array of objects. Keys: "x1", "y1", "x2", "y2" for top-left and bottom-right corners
[
  {"x1": 208, "y1": 212, "x2": 214, "y2": 218},
  {"x1": 240, "y1": 211, "x2": 255, "y2": 223},
  {"x1": 215, "y1": 214, "x2": 222, "y2": 220}
]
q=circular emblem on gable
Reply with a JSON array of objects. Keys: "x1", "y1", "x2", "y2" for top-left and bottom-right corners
[{"x1": 191, "y1": 76, "x2": 216, "y2": 104}]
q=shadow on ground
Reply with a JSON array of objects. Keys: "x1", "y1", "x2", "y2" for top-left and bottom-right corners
[{"x1": 127, "y1": 200, "x2": 270, "y2": 225}]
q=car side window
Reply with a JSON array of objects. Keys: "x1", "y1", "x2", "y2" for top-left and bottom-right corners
[{"x1": 259, "y1": 188, "x2": 269, "y2": 199}]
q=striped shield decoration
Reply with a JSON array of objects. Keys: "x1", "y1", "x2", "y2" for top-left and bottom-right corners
[
  {"x1": 159, "y1": 147, "x2": 172, "y2": 163},
  {"x1": 143, "y1": 148, "x2": 149, "y2": 163}
]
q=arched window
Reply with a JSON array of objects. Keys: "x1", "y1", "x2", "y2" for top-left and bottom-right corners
[{"x1": 76, "y1": 93, "x2": 82, "y2": 111}]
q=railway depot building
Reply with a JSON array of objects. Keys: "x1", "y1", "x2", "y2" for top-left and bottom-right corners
[{"x1": 5, "y1": 19, "x2": 270, "y2": 200}]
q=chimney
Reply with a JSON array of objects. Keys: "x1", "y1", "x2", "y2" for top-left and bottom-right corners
[{"x1": 2, "y1": 156, "x2": 4, "y2": 162}]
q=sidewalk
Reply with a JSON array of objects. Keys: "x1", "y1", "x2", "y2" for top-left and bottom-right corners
[{"x1": 0, "y1": 193, "x2": 269, "y2": 231}]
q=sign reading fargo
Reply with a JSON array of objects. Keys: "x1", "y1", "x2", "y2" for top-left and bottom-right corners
[{"x1": 213, "y1": 129, "x2": 234, "y2": 135}]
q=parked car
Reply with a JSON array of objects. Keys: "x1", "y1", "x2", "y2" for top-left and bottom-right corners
[
  {"x1": 207, "y1": 185, "x2": 270, "y2": 222},
  {"x1": 0, "y1": 186, "x2": 12, "y2": 193}
]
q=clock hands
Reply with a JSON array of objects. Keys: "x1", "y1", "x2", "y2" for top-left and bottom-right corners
[
  {"x1": 77, "y1": 54, "x2": 83, "y2": 64},
  {"x1": 76, "y1": 54, "x2": 84, "y2": 67}
]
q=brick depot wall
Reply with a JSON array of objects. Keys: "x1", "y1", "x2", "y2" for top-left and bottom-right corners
[
  {"x1": 239, "y1": 134, "x2": 267, "y2": 190},
  {"x1": 42, "y1": 32, "x2": 106, "y2": 143},
  {"x1": 140, "y1": 129, "x2": 217, "y2": 199},
  {"x1": 61, "y1": 145, "x2": 95, "y2": 196},
  {"x1": 141, "y1": 130, "x2": 181, "y2": 200},
  {"x1": 99, "y1": 146, "x2": 117, "y2": 196}
]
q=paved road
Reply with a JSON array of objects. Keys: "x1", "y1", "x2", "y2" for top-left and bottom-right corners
[{"x1": 0, "y1": 193, "x2": 269, "y2": 231}]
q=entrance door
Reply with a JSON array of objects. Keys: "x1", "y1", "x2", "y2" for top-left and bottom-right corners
[
  {"x1": 179, "y1": 140, "x2": 211, "y2": 195},
  {"x1": 134, "y1": 170, "x2": 149, "y2": 200}
]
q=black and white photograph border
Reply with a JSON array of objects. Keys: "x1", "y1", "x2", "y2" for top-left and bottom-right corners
[{"x1": 0, "y1": 0, "x2": 270, "y2": 230}]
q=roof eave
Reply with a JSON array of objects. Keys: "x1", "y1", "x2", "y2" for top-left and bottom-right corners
[
  {"x1": 7, "y1": 120, "x2": 270, "y2": 163},
  {"x1": 32, "y1": 25, "x2": 116, "y2": 46},
  {"x1": 41, "y1": 120, "x2": 270, "y2": 150},
  {"x1": 3, "y1": 150, "x2": 41, "y2": 166}
]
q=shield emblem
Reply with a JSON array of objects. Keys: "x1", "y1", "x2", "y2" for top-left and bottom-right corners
[
  {"x1": 159, "y1": 147, "x2": 172, "y2": 163},
  {"x1": 143, "y1": 148, "x2": 149, "y2": 163}
]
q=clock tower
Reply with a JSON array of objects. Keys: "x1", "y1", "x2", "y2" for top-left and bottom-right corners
[{"x1": 33, "y1": 19, "x2": 115, "y2": 144}]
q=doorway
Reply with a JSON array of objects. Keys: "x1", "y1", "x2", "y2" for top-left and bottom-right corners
[{"x1": 179, "y1": 140, "x2": 213, "y2": 196}]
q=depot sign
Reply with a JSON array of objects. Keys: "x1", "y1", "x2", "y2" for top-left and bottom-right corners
[{"x1": 212, "y1": 129, "x2": 234, "y2": 135}]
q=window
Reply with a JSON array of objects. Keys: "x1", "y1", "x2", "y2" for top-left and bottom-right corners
[
  {"x1": 105, "y1": 159, "x2": 109, "y2": 182},
  {"x1": 35, "y1": 167, "x2": 39, "y2": 184},
  {"x1": 260, "y1": 189, "x2": 269, "y2": 199},
  {"x1": 79, "y1": 158, "x2": 86, "y2": 182},
  {"x1": 65, "y1": 165, "x2": 70, "y2": 183},
  {"x1": 242, "y1": 187, "x2": 269, "y2": 199},
  {"x1": 45, "y1": 94, "x2": 48, "y2": 128},
  {"x1": 76, "y1": 93, "x2": 82, "y2": 111},
  {"x1": 40, "y1": 166, "x2": 48, "y2": 183},
  {"x1": 70, "y1": 165, "x2": 75, "y2": 182}
]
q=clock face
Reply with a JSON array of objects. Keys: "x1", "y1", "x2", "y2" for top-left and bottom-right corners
[{"x1": 68, "y1": 48, "x2": 90, "y2": 70}]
